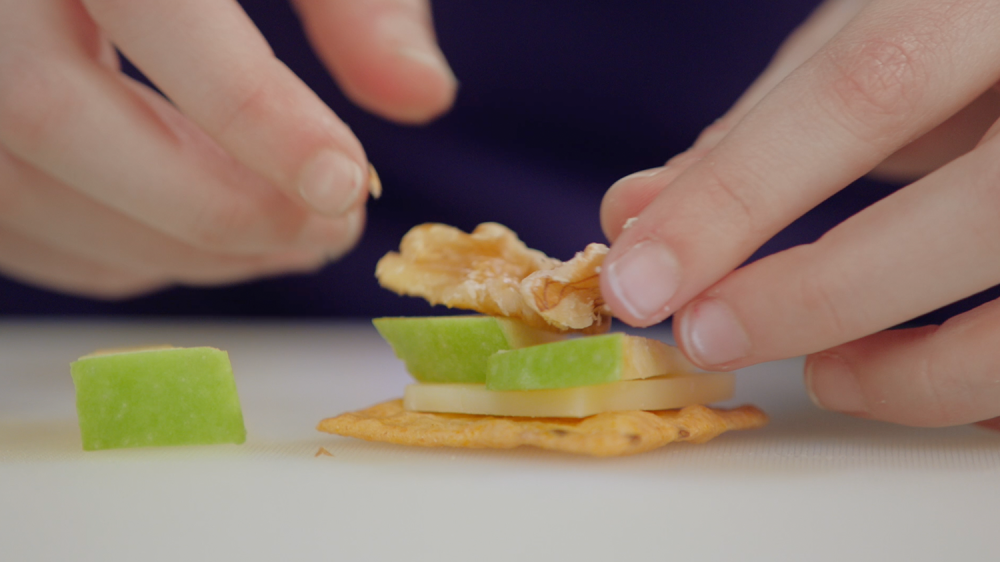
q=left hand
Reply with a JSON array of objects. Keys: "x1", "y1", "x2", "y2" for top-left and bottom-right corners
[
  {"x1": 0, "y1": 0, "x2": 456, "y2": 298},
  {"x1": 598, "y1": 0, "x2": 1000, "y2": 427}
]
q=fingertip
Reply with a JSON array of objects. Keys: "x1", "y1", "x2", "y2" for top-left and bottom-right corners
[
  {"x1": 804, "y1": 352, "x2": 869, "y2": 416},
  {"x1": 364, "y1": 7, "x2": 457, "y2": 123},
  {"x1": 296, "y1": 0, "x2": 458, "y2": 125},
  {"x1": 343, "y1": 38, "x2": 457, "y2": 124},
  {"x1": 601, "y1": 238, "x2": 681, "y2": 328},
  {"x1": 297, "y1": 149, "x2": 368, "y2": 217},
  {"x1": 676, "y1": 297, "x2": 752, "y2": 370},
  {"x1": 388, "y1": 46, "x2": 458, "y2": 123},
  {"x1": 600, "y1": 167, "x2": 667, "y2": 242}
]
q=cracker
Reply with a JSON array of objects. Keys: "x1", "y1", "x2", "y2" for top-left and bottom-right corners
[{"x1": 318, "y1": 399, "x2": 767, "y2": 457}]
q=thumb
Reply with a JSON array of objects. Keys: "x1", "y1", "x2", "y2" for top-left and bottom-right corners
[{"x1": 292, "y1": 0, "x2": 457, "y2": 124}]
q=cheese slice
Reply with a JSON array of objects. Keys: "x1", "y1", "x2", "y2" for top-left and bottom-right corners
[{"x1": 403, "y1": 372, "x2": 735, "y2": 418}]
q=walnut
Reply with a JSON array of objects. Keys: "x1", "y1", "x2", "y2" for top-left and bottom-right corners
[
  {"x1": 520, "y1": 243, "x2": 609, "y2": 330},
  {"x1": 375, "y1": 223, "x2": 611, "y2": 332}
]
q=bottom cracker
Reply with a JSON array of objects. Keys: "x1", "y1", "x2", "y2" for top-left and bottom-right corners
[{"x1": 317, "y1": 399, "x2": 767, "y2": 457}]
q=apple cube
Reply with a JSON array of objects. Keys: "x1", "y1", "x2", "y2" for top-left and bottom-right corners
[
  {"x1": 71, "y1": 346, "x2": 246, "y2": 451},
  {"x1": 486, "y1": 333, "x2": 695, "y2": 390},
  {"x1": 373, "y1": 316, "x2": 564, "y2": 383}
]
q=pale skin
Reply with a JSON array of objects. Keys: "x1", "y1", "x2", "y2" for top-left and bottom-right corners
[
  {"x1": 3, "y1": 1, "x2": 997, "y2": 429},
  {"x1": 600, "y1": 0, "x2": 1000, "y2": 428},
  {"x1": 0, "y1": 0, "x2": 456, "y2": 297}
]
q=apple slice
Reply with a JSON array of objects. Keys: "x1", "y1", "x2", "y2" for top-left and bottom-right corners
[
  {"x1": 71, "y1": 346, "x2": 246, "y2": 451},
  {"x1": 486, "y1": 333, "x2": 695, "y2": 390},
  {"x1": 373, "y1": 316, "x2": 564, "y2": 383},
  {"x1": 404, "y1": 372, "x2": 735, "y2": 418}
]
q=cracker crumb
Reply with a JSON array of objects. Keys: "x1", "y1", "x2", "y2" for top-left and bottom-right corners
[
  {"x1": 368, "y1": 164, "x2": 382, "y2": 199},
  {"x1": 315, "y1": 447, "x2": 334, "y2": 457}
]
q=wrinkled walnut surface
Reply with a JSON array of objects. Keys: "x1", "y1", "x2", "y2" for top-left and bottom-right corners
[{"x1": 375, "y1": 223, "x2": 611, "y2": 332}]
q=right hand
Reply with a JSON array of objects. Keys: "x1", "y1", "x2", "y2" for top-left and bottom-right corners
[
  {"x1": 0, "y1": 0, "x2": 456, "y2": 298},
  {"x1": 598, "y1": 0, "x2": 1000, "y2": 428}
]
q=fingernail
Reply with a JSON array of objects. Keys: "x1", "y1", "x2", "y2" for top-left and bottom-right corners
[
  {"x1": 398, "y1": 47, "x2": 457, "y2": 84},
  {"x1": 805, "y1": 354, "x2": 867, "y2": 414},
  {"x1": 298, "y1": 150, "x2": 365, "y2": 216},
  {"x1": 681, "y1": 298, "x2": 751, "y2": 366},
  {"x1": 605, "y1": 240, "x2": 681, "y2": 322}
]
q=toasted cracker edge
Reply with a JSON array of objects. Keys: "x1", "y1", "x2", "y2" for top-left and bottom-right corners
[{"x1": 318, "y1": 399, "x2": 767, "y2": 457}]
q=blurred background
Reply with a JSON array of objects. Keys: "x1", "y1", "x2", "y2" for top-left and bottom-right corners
[{"x1": 3, "y1": 0, "x2": 986, "y2": 324}]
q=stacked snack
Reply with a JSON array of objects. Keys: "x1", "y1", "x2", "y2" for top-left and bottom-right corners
[{"x1": 319, "y1": 223, "x2": 767, "y2": 456}]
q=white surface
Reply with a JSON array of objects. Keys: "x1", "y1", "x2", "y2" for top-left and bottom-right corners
[{"x1": 1, "y1": 320, "x2": 997, "y2": 562}]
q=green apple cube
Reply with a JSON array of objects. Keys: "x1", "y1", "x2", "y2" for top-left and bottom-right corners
[
  {"x1": 486, "y1": 333, "x2": 696, "y2": 391},
  {"x1": 71, "y1": 346, "x2": 246, "y2": 451},
  {"x1": 373, "y1": 316, "x2": 564, "y2": 383}
]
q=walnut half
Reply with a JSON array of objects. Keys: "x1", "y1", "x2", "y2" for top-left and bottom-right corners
[{"x1": 375, "y1": 223, "x2": 611, "y2": 333}]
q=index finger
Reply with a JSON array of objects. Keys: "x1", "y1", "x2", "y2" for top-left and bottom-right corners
[
  {"x1": 82, "y1": 0, "x2": 369, "y2": 217},
  {"x1": 600, "y1": 0, "x2": 1000, "y2": 327}
]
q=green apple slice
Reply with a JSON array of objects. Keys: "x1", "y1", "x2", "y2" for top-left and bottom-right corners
[
  {"x1": 404, "y1": 372, "x2": 734, "y2": 418},
  {"x1": 71, "y1": 346, "x2": 246, "y2": 451},
  {"x1": 373, "y1": 316, "x2": 565, "y2": 383},
  {"x1": 486, "y1": 333, "x2": 695, "y2": 390}
]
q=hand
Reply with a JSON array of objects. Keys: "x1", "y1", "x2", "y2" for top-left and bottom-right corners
[
  {"x1": 599, "y1": 0, "x2": 1000, "y2": 427},
  {"x1": 0, "y1": 0, "x2": 456, "y2": 297}
]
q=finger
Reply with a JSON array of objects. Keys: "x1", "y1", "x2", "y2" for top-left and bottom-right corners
[
  {"x1": 292, "y1": 0, "x2": 457, "y2": 124},
  {"x1": 722, "y1": 0, "x2": 1000, "y2": 185},
  {"x1": 116, "y1": 78, "x2": 365, "y2": 256},
  {"x1": 871, "y1": 89, "x2": 1000, "y2": 182},
  {"x1": 975, "y1": 417, "x2": 1000, "y2": 432},
  {"x1": 0, "y1": 4, "x2": 360, "y2": 255},
  {"x1": 601, "y1": 167, "x2": 673, "y2": 242},
  {"x1": 691, "y1": 0, "x2": 872, "y2": 153},
  {"x1": 600, "y1": 0, "x2": 1000, "y2": 327},
  {"x1": 673, "y1": 124, "x2": 1000, "y2": 370},
  {"x1": 804, "y1": 296, "x2": 1000, "y2": 427},
  {"x1": 0, "y1": 225, "x2": 163, "y2": 300},
  {"x1": 601, "y1": 0, "x2": 868, "y2": 243},
  {"x1": 0, "y1": 148, "x2": 338, "y2": 286},
  {"x1": 82, "y1": 0, "x2": 371, "y2": 216}
]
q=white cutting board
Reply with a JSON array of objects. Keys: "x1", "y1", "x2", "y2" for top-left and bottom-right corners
[{"x1": 1, "y1": 320, "x2": 997, "y2": 562}]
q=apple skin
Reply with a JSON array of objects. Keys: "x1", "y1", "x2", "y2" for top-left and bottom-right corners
[
  {"x1": 486, "y1": 333, "x2": 691, "y2": 390},
  {"x1": 373, "y1": 316, "x2": 563, "y2": 383},
  {"x1": 71, "y1": 347, "x2": 246, "y2": 451}
]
